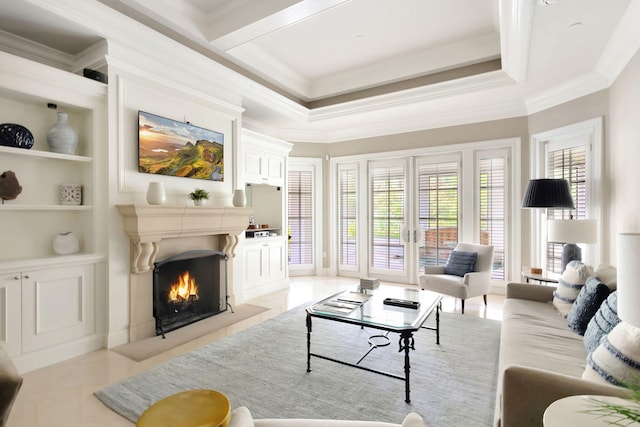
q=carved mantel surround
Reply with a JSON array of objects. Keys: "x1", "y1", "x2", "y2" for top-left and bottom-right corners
[{"x1": 116, "y1": 205, "x2": 252, "y2": 273}]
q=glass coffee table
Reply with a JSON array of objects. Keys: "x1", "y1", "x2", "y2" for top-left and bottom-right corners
[{"x1": 306, "y1": 286, "x2": 443, "y2": 403}]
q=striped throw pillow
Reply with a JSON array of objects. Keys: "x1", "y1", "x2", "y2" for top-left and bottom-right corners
[
  {"x1": 584, "y1": 291, "x2": 619, "y2": 353},
  {"x1": 583, "y1": 322, "x2": 640, "y2": 388}
]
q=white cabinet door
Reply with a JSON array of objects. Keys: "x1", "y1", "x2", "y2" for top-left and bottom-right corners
[
  {"x1": 265, "y1": 239, "x2": 286, "y2": 282},
  {"x1": 0, "y1": 274, "x2": 22, "y2": 356},
  {"x1": 244, "y1": 150, "x2": 285, "y2": 186},
  {"x1": 21, "y1": 264, "x2": 96, "y2": 353},
  {"x1": 241, "y1": 238, "x2": 287, "y2": 292},
  {"x1": 243, "y1": 243, "x2": 267, "y2": 289}
]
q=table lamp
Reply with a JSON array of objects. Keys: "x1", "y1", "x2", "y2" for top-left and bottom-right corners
[
  {"x1": 547, "y1": 219, "x2": 597, "y2": 271},
  {"x1": 521, "y1": 179, "x2": 575, "y2": 209}
]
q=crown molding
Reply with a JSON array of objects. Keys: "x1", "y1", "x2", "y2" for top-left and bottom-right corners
[
  {"x1": 262, "y1": 96, "x2": 526, "y2": 144},
  {"x1": 0, "y1": 29, "x2": 75, "y2": 71},
  {"x1": 309, "y1": 70, "x2": 515, "y2": 122},
  {"x1": 524, "y1": 71, "x2": 609, "y2": 114}
]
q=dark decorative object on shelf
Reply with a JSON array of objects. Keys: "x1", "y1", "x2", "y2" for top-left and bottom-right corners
[
  {"x1": 83, "y1": 68, "x2": 108, "y2": 84},
  {"x1": 0, "y1": 123, "x2": 34, "y2": 149},
  {"x1": 0, "y1": 170, "x2": 22, "y2": 203}
]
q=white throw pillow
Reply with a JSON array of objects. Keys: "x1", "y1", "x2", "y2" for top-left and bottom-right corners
[
  {"x1": 402, "y1": 412, "x2": 427, "y2": 427},
  {"x1": 595, "y1": 264, "x2": 617, "y2": 290},
  {"x1": 229, "y1": 406, "x2": 254, "y2": 427},
  {"x1": 583, "y1": 322, "x2": 640, "y2": 388}
]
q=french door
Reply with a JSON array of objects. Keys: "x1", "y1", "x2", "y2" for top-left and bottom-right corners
[{"x1": 338, "y1": 147, "x2": 510, "y2": 284}]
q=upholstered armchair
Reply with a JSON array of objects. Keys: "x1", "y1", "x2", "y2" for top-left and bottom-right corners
[
  {"x1": 0, "y1": 345, "x2": 22, "y2": 427},
  {"x1": 418, "y1": 242, "x2": 494, "y2": 314}
]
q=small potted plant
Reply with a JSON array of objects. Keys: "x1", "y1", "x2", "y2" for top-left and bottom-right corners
[{"x1": 188, "y1": 188, "x2": 210, "y2": 206}]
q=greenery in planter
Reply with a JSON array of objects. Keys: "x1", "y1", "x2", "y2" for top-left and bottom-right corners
[
  {"x1": 582, "y1": 381, "x2": 640, "y2": 425},
  {"x1": 188, "y1": 188, "x2": 210, "y2": 201}
]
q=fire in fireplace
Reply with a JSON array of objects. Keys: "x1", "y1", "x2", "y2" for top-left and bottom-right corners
[{"x1": 153, "y1": 250, "x2": 230, "y2": 338}]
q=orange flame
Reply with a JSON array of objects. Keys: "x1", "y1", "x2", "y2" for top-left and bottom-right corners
[{"x1": 168, "y1": 271, "x2": 199, "y2": 303}]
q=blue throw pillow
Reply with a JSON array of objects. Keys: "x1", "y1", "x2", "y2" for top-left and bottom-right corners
[
  {"x1": 444, "y1": 250, "x2": 477, "y2": 277},
  {"x1": 567, "y1": 276, "x2": 611, "y2": 335},
  {"x1": 584, "y1": 291, "x2": 619, "y2": 353}
]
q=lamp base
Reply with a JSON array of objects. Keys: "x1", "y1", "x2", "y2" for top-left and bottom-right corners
[{"x1": 561, "y1": 243, "x2": 582, "y2": 272}]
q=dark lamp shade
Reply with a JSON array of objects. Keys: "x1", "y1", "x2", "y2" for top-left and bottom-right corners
[{"x1": 522, "y1": 179, "x2": 575, "y2": 209}]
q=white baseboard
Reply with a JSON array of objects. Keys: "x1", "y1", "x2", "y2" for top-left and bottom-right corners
[{"x1": 14, "y1": 335, "x2": 105, "y2": 374}]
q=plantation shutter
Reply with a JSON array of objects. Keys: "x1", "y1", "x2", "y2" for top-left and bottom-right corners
[
  {"x1": 546, "y1": 145, "x2": 587, "y2": 273},
  {"x1": 288, "y1": 170, "x2": 313, "y2": 265},
  {"x1": 338, "y1": 165, "x2": 358, "y2": 267},
  {"x1": 479, "y1": 157, "x2": 506, "y2": 280},
  {"x1": 417, "y1": 161, "x2": 459, "y2": 267},
  {"x1": 370, "y1": 164, "x2": 405, "y2": 271}
]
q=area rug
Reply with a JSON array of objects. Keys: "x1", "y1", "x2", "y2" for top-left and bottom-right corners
[
  {"x1": 111, "y1": 303, "x2": 270, "y2": 361},
  {"x1": 96, "y1": 305, "x2": 501, "y2": 426}
]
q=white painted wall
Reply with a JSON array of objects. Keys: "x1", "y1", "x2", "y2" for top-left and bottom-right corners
[{"x1": 609, "y1": 48, "x2": 640, "y2": 262}]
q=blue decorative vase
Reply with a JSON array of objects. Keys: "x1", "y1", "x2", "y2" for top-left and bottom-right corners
[{"x1": 47, "y1": 112, "x2": 78, "y2": 155}]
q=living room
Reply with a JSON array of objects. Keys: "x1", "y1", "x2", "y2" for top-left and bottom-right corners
[{"x1": 1, "y1": 0, "x2": 640, "y2": 426}]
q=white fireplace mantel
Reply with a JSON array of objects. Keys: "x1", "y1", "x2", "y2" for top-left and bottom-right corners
[{"x1": 116, "y1": 205, "x2": 252, "y2": 273}]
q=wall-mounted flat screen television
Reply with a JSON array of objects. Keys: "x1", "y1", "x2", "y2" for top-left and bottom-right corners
[{"x1": 138, "y1": 110, "x2": 224, "y2": 181}]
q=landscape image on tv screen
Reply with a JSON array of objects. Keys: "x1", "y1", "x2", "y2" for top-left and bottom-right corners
[{"x1": 138, "y1": 111, "x2": 224, "y2": 181}]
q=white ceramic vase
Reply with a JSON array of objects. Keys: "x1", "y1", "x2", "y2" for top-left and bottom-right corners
[
  {"x1": 232, "y1": 189, "x2": 246, "y2": 207},
  {"x1": 53, "y1": 232, "x2": 80, "y2": 255},
  {"x1": 146, "y1": 182, "x2": 166, "y2": 205},
  {"x1": 193, "y1": 199, "x2": 206, "y2": 206},
  {"x1": 47, "y1": 112, "x2": 78, "y2": 155}
]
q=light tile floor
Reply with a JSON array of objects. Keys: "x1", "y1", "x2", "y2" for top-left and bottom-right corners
[{"x1": 6, "y1": 276, "x2": 504, "y2": 427}]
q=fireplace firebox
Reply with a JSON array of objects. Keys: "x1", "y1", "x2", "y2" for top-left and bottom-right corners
[{"x1": 153, "y1": 250, "x2": 231, "y2": 338}]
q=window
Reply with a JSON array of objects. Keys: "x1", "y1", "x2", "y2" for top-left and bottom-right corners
[
  {"x1": 417, "y1": 161, "x2": 459, "y2": 268},
  {"x1": 288, "y1": 170, "x2": 313, "y2": 265},
  {"x1": 370, "y1": 163, "x2": 405, "y2": 271},
  {"x1": 338, "y1": 165, "x2": 358, "y2": 267},
  {"x1": 479, "y1": 156, "x2": 506, "y2": 280},
  {"x1": 546, "y1": 145, "x2": 587, "y2": 273}
]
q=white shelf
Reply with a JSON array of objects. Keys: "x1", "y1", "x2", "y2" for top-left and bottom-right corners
[
  {"x1": 0, "y1": 204, "x2": 93, "y2": 211},
  {"x1": 0, "y1": 253, "x2": 106, "y2": 274},
  {"x1": 0, "y1": 145, "x2": 92, "y2": 163}
]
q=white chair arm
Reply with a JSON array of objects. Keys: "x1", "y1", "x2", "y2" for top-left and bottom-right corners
[
  {"x1": 463, "y1": 271, "x2": 491, "y2": 294},
  {"x1": 424, "y1": 265, "x2": 445, "y2": 274}
]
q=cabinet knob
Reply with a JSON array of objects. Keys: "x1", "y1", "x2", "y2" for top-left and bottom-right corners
[
  {"x1": 23, "y1": 275, "x2": 30, "y2": 279},
  {"x1": 14, "y1": 276, "x2": 20, "y2": 280}
]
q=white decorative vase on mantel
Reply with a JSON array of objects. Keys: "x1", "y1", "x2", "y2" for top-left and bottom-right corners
[
  {"x1": 193, "y1": 199, "x2": 206, "y2": 206},
  {"x1": 146, "y1": 182, "x2": 166, "y2": 205},
  {"x1": 232, "y1": 189, "x2": 246, "y2": 207}
]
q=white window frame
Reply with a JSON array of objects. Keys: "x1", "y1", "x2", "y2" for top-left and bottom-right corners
[{"x1": 529, "y1": 117, "x2": 603, "y2": 270}]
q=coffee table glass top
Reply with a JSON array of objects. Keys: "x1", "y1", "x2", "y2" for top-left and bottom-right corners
[{"x1": 307, "y1": 286, "x2": 442, "y2": 331}]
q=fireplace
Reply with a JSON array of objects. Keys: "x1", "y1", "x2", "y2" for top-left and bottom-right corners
[{"x1": 153, "y1": 250, "x2": 230, "y2": 338}]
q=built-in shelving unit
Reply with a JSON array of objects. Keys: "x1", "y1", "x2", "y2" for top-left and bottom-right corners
[{"x1": 0, "y1": 50, "x2": 107, "y2": 373}]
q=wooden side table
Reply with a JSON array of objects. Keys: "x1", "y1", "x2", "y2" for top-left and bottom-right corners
[
  {"x1": 136, "y1": 389, "x2": 231, "y2": 427},
  {"x1": 544, "y1": 395, "x2": 640, "y2": 426},
  {"x1": 521, "y1": 272, "x2": 559, "y2": 285}
]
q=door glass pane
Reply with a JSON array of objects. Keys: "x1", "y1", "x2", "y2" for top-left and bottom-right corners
[
  {"x1": 370, "y1": 165, "x2": 405, "y2": 270},
  {"x1": 288, "y1": 170, "x2": 313, "y2": 265},
  {"x1": 338, "y1": 166, "x2": 358, "y2": 266},
  {"x1": 546, "y1": 146, "x2": 587, "y2": 273},
  {"x1": 479, "y1": 157, "x2": 506, "y2": 280},
  {"x1": 418, "y1": 161, "x2": 459, "y2": 268}
]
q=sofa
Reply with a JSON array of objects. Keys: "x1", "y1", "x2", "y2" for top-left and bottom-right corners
[
  {"x1": 0, "y1": 346, "x2": 22, "y2": 427},
  {"x1": 495, "y1": 281, "x2": 631, "y2": 427}
]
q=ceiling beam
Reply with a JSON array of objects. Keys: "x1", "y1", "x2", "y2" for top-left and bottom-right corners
[{"x1": 209, "y1": 0, "x2": 349, "y2": 51}]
